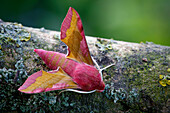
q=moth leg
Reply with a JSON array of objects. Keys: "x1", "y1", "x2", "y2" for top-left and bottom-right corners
[
  {"x1": 91, "y1": 56, "x2": 101, "y2": 70},
  {"x1": 91, "y1": 56, "x2": 104, "y2": 80},
  {"x1": 91, "y1": 56, "x2": 115, "y2": 80}
]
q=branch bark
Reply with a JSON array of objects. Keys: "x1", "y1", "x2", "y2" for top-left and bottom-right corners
[{"x1": 0, "y1": 21, "x2": 169, "y2": 112}]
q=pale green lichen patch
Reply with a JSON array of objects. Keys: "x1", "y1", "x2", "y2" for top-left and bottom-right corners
[
  {"x1": 0, "y1": 22, "x2": 31, "y2": 44},
  {"x1": 159, "y1": 69, "x2": 170, "y2": 87},
  {"x1": 0, "y1": 22, "x2": 30, "y2": 69}
]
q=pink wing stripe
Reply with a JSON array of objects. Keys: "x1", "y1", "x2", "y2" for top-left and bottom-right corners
[
  {"x1": 75, "y1": 9, "x2": 85, "y2": 39},
  {"x1": 54, "y1": 55, "x2": 62, "y2": 68},
  {"x1": 48, "y1": 52, "x2": 57, "y2": 68},
  {"x1": 30, "y1": 88, "x2": 44, "y2": 93},
  {"x1": 21, "y1": 83, "x2": 70, "y2": 93},
  {"x1": 61, "y1": 58, "x2": 68, "y2": 68},
  {"x1": 45, "y1": 83, "x2": 69, "y2": 92},
  {"x1": 18, "y1": 71, "x2": 42, "y2": 91},
  {"x1": 61, "y1": 7, "x2": 72, "y2": 39},
  {"x1": 44, "y1": 51, "x2": 55, "y2": 66},
  {"x1": 19, "y1": 88, "x2": 45, "y2": 94},
  {"x1": 18, "y1": 69, "x2": 76, "y2": 93},
  {"x1": 34, "y1": 49, "x2": 66, "y2": 70},
  {"x1": 61, "y1": 7, "x2": 86, "y2": 40},
  {"x1": 61, "y1": 59, "x2": 78, "y2": 78},
  {"x1": 60, "y1": 7, "x2": 93, "y2": 65},
  {"x1": 72, "y1": 7, "x2": 89, "y2": 56}
]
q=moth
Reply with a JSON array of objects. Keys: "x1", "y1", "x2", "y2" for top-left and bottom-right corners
[{"x1": 18, "y1": 7, "x2": 106, "y2": 94}]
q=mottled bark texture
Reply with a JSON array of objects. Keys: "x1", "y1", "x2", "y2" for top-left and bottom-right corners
[{"x1": 0, "y1": 21, "x2": 169, "y2": 113}]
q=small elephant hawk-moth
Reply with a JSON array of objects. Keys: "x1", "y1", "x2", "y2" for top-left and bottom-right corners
[{"x1": 18, "y1": 7, "x2": 105, "y2": 94}]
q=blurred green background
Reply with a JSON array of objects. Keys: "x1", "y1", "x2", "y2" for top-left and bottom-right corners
[{"x1": 0, "y1": 0, "x2": 170, "y2": 46}]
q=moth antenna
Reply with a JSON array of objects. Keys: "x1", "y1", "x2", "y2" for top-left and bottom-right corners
[{"x1": 100, "y1": 63, "x2": 115, "y2": 72}]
